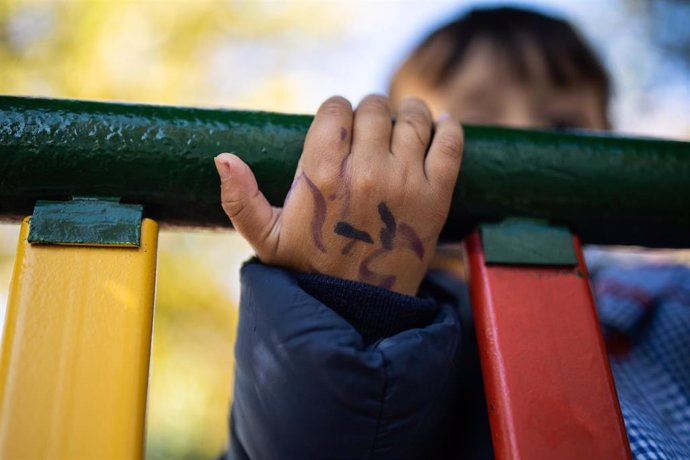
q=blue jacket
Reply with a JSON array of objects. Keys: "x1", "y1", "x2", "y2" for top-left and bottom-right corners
[
  {"x1": 226, "y1": 257, "x2": 690, "y2": 459},
  {"x1": 227, "y1": 260, "x2": 492, "y2": 459}
]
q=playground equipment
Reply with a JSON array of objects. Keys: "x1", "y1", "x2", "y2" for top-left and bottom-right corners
[{"x1": 1, "y1": 96, "x2": 689, "y2": 459}]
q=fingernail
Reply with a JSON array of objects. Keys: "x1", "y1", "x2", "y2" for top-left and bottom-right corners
[
  {"x1": 437, "y1": 112, "x2": 451, "y2": 122},
  {"x1": 214, "y1": 155, "x2": 231, "y2": 179}
]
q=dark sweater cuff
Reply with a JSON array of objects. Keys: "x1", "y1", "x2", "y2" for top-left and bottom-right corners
[{"x1": 296, "y1": 271, "x2": 440, "y2": 345}]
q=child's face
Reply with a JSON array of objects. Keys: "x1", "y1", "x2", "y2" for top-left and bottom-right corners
[{"x1": 396, "y1": 40, "x2": 608, "y2": 130}]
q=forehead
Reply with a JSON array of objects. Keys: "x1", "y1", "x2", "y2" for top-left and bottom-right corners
[
  {"x1": 441, "y1": 38, "x2": 607, "y2": 109},
  {"x1": 444, "y1": 38, "x2": 563, "y2": 93},
  {"x1": 423, "y1": 39, "x2": 608, "y2": 129}
]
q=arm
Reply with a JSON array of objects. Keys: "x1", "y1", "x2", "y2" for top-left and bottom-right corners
[
  {"x1": 216, "y1": 95, "x2": 465, "y2": 458},
  {"x1": 228, "y1": 261, "x2": 466, "y2": 459}
]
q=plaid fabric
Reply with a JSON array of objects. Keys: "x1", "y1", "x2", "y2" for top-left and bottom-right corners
[{"x1": 587, "y1": 251, "x2": 690, "y2": 459}]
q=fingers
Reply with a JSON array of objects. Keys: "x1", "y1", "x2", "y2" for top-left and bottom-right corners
[
  {"x1": 215, "y1": 153, "x2": 279, "y2": 257},
  {"x1": 302, "y1": 96, "x2": 353, "y2": 178},
  {"x1": 352, "y1": 94, "x2": 393, "y2": 159},
  {"x1": 425, "y1": 113, "x2": 464, "y2": 195},
  {"x1": 391, "y1": 97, "x2": 433, "y2": 161}
]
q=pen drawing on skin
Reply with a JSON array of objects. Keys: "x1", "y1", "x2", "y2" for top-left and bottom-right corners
[
  {"x1": 284, "y1": 172, "x2": 302, "y2": 206},
  {"x1": 331, "y1": 127, "x2": 354, "y2": 215},
  {"x1": 334, "y1": 221, "x2": 374, "y2": 256},
  {"x1": 333, "y1": 200, "x2": 426, "y2": 290},
  {"x1": 279, "y1": 99, "x2": 440, "y2": 293},
  {"x1": 334, "y1": 221, "x2": 374, "y2": 244},
  {"x1": 293, "y1": 166, "x2": 427, "y2": 289},
  {"x1": 377, "y1": 202, "x2": 396, "y2": 250},
  {"x1": 360, "y1": 248, "x2": 397, "y2": 290},
  {"x1": 301, "y1": 172, "x2": 328, "y2": 253},
  {"x1": 399, "y1": 223, "x2": 425, "y2": 260}
]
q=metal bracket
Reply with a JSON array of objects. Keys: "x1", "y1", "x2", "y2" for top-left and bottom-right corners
[
  {"x1": 479, "y1": 218, "x2": 577, "y2": 266},
  {"x1": 28, "y1": 197, "x2": 144, "y2": 247}
]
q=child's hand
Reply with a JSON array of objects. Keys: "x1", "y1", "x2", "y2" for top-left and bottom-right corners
[{"x1": 215, "y1": 95, "x2": 463, "y2": 296}]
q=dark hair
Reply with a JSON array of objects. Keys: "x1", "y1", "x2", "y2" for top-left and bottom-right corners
[{"x1": 390, "y1": 6, "x2": 611, "y2": 118}]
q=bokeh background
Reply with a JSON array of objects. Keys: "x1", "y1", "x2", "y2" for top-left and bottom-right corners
[{"x1": 0, "y1": 0, "x2": 688, "y2": 459}]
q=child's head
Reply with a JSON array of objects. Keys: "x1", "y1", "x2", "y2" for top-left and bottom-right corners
[{"x1": 390, "y1": 6, "x2": 610, "y2": 130}]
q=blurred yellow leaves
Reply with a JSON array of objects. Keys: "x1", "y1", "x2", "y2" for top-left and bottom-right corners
[
  {"x1": 146, "y1": 231, "x2": 252, "y2": 460},
  {"x1": 0, "y1": 0, "x2": 347, "y2": 107},
  {"x1": 0, "y1": 1, "x2": 345, "y2": 458}
]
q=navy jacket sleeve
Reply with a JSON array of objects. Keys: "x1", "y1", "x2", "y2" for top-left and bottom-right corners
[{"x1": 228, "y1": 260, "x2": 472, "y2": 460}]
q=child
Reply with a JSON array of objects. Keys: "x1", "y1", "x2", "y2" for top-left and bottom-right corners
[
  {"x1": 215, "y1": 6, "x2": 690, "y2": 459},
  {"x1": 389, "y1": 7, "x2": 610, "y2": 131}
]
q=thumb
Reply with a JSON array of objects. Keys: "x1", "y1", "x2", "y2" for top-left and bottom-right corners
[{"x1": 215, "y1": 153, "x2": 279, "y2": 257}]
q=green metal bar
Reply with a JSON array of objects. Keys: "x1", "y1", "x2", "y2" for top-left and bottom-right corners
[{"x1": 1, "y1": 96, "x2": 689, "y2": 247}]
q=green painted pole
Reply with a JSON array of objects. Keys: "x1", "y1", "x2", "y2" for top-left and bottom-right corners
[{"x1": 1, "y1": 96, "x2": 689, "y2": 247}]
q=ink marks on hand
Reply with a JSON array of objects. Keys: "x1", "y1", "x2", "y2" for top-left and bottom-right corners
[
  {"x1": 334, "y1": 221, "x2": 374, "y2": 256},
  {"x1": 359, "y1": 248, "x2": 396, "y2": 290},
  {"x1": 309, "y1": 193, "x2": 427, "y2": 290},
  {"x1": 372, "y1": 202, "x2": 424, "y2": 261},
  {"x1": 358, "y1": 201, "x2": 399, "y2": 288},
  {"x1": 302, "y1": 173, "x2": 328, "y2": 253},
  {"x1": 334, "y1": 222, "x2": 374, "y2": 244},
  {"x1": 399, "y1": 223, "x2": 425, "y2": 260},
  {"x1": 284, "y1": 173, "x2": 303, "y2": 207},
  {"x1": 335, "y1": 201, "x2": 426, "y2": 290},
  {"x1": 378, "y1": 202, "x2": 396, "y2": 250}
]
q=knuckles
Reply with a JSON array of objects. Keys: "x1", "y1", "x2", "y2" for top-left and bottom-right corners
[
  {"x1": 397, "y1": 112, "x2": 432, "y2": 149},
  {"x1": 308, "y1": 166, "x2": 339, "y2": 190},
  {"x1": 435, "y1": 134, "x2": 463, "y2": 159},
  {"x1": 357, "y1": 94, "x2": 392, "y2": 115},
  {"x1": 318, "y1": 96, "x2": 352, "y2": 117},
  {"x1": 351, "y1": 168, "x2": 379, "y2": 195},
  {"x1": 398, "y1": 110, "x2": 430, "y2": 129},
  {"x1": 349, "y1": 162, "x2": 412, "y2": 198}
]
